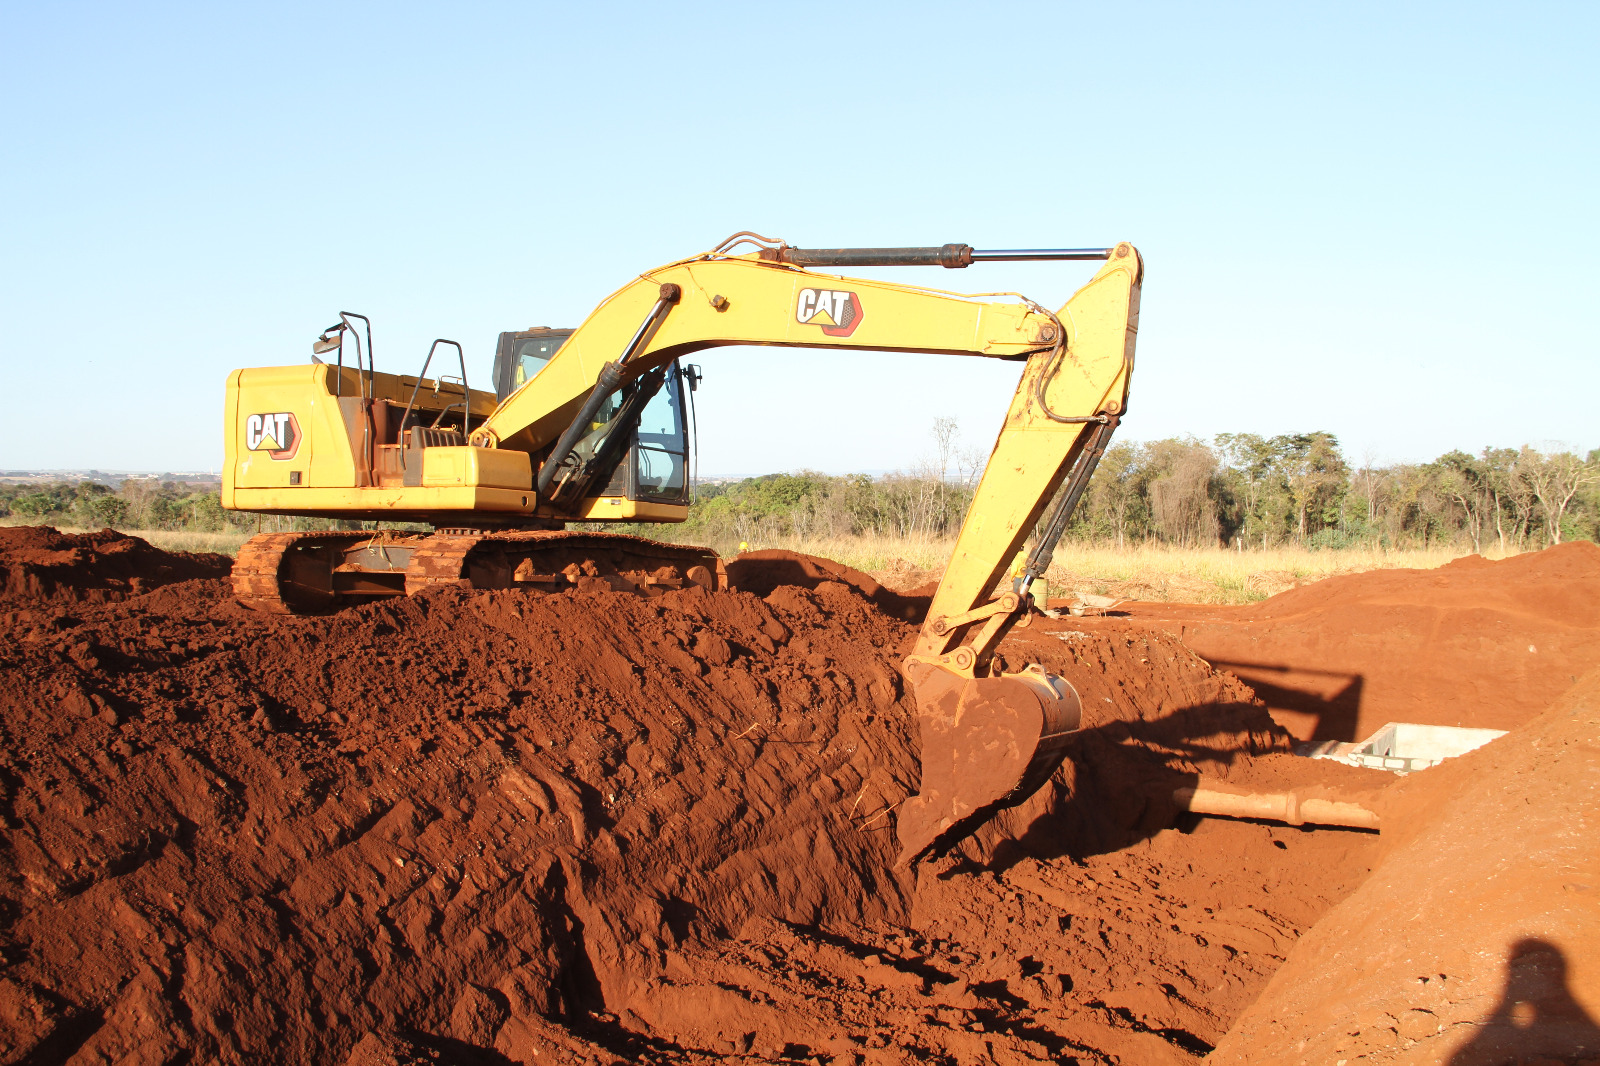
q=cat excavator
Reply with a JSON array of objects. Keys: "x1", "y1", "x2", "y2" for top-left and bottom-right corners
[{"x1": 221, "y1": 233, "x2": 1142, "y2": 863}]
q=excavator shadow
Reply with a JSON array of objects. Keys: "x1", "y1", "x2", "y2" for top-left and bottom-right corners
[
  {"x1": 1203, "y1": 659, "x2": 1365, "y2": 743},
  {"x1": 967, "y1": 700, "x2": 1323, "y2": 873}
]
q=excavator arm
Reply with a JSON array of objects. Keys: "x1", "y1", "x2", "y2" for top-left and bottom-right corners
[
  {"x1": 474, "y1": 253, "x2": 1061, "y2": 452},
  {"x1": 471, "y1": 237, "x2": 1143, "y2": 863}
]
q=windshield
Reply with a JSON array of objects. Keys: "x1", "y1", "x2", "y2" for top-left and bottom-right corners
[
  {"x1": 512, "y1": 335, "x2": 563, "y2": 389},
  {"x1": 634, "y1": 370, "x2": 687, "y2": 498}
]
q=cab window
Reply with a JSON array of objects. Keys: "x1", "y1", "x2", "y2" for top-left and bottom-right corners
[
  {"x1": 634, "y1": 370, "x2": 688, "y2": 498},
  {"x1": 513, "y1": 336, "x2": 562, "y2": 388},
  {"x1": 492, "y1": 329, "x2": 573, "y2": 400}
]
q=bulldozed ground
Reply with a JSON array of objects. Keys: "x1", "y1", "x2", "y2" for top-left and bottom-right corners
[{"x1": 0, "y1": 525, "x2": 1596, "y2": 1064}]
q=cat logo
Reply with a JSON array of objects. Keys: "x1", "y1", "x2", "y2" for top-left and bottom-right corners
[
  {"x1": 245, "y1": 412, "x2": 301, "y2": 460},
  {"x1": 795, "y1": 288, "x2": 864, "y2": 338}
]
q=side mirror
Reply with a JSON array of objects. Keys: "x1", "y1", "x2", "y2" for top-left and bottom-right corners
[
  {"x1": 312, "y1": 322, "x2": 345, "y2": 355},
  {"x1": 681, "y1": 363, "x2": 703, "y2": 392}
]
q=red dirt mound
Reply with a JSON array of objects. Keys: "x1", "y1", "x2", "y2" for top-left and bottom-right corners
[
  {"x1": 0, "y1": 576, "x2": 921, "y2": 1063},
  {"x1": 1210, "y1": 667, "x2": 1600, "y2": 1064},
  {"x1": 726, "y1": 550, "x2": 931, "y2": 623},
  {"x1": 0, "y1": 525, "x2": 231, "y2": 608},
  {"x1": 1113, "y1": 542, "x2": 1600, "y2": 741},
  {"x1": 0, "y1": 561, "x2": 1380, "y2": 1063},
  {"x1": 622, "y1": 621, "x2": 1384, "y2": 1064}
]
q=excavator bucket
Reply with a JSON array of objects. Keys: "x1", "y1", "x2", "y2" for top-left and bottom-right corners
[{"x1": 897, "y1": 664, "x2": 1083, "y2": 866}]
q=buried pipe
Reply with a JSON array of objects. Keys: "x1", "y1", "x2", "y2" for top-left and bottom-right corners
[{"x1": 1173, "y1": 783, "x2": 1380, "y2": 831}]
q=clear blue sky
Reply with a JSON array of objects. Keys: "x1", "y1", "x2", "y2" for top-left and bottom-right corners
[{"x1": 2, "y1": 2, "x2": 1595, "y2": 476}]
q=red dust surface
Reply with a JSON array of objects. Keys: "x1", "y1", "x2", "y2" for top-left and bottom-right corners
[{"x1": 0, "y1": 532, "x2": 1593, "y2": 1064}]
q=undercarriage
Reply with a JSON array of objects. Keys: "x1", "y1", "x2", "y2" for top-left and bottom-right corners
[{"x1": 230, "y1": 529, "x2": 724, "y2": 614}]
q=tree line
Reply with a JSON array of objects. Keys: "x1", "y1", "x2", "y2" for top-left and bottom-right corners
[
  {"x1": 675, "y1": 431, "x2": 1600, "y2": 552},
  {"x1": 0, "y1": 479, "x2": 244, "y2": 532},
  {"x1": 1084, "y1": 433, "x2": 1598, "y2": 552},
  {"x1": 4, "y1": 430, "x2": 1596, "y2": 551}
]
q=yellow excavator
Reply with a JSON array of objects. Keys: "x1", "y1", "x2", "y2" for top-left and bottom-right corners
[{"x1": 221, "y1": 233, "x2": 1142, "y2": 863}]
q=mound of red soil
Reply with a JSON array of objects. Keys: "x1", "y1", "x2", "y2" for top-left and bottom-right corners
[
  {"x1": 1210, "y1": 667, "x2": 1600, "y2": 1064},
  {"x1": 1114, "y1": 542, "x2": 1600, "y2": 741},
  {"x1": 0, "y1": 526, "x2": 231, "y2": 608},
  {"x1": 727, "y1": 550, "x2": 931, "y2": 623},
  {"x1": 623, "y1": 620, "x2": 1382, "y2": 1064},
  {"x1": 0, "y1": 561, "x2": 1375, "y2": 1063},
  {"x1": 0, "y1": 576, "x2": 921, "y2": 1063}
]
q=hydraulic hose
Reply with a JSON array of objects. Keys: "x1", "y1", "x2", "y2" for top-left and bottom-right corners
[
  {"x1": 1018, "y1": 418, "x2": 1118, "y2": 595},
  {"x1": 770, "y1": 245, "x2": 1114, "y2": 269},
  {"x1": 535, "y1": 363, "x2": 624, "y2": 496}
]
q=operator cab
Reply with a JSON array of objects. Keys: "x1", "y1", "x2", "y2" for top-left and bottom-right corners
[{"x1": 491, "y1": 328, "x2": 700, "y2": 509}]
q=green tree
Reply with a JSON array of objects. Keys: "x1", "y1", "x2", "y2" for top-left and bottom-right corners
[
  {"x1": 1520, "y1": 447, "x2": 1598, "y2": 545},
  {"x1": 10, "y1": 492, "x2": 62, "y2": 518},
  {"x1": 1275, "y1": 432, "x2": 1348, "y2": 545},
  {"x1": 1433, "y1": 450, "x2": 1492, "y2": 553},
  {"x1": 1144, "y1": 439, "x2": 1219, "y2": 547},
  {"x1": 80, "y1": 493, "x2": 129, "y2": 527}
]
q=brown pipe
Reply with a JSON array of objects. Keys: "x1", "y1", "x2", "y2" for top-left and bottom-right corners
[{"x1": 1173, "y1": 785, "x2": 1380, "y2": 831}]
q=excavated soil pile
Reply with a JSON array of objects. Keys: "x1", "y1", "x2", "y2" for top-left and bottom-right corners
[
  {"x1": 0, "y1": 536, "x2": 1388, "y2": 1065},
  {"x1": 1210, "y1": 668, "x2": 1600, "y2": 1064},
  {"x1": 0, "y1": 572, "x2": 922, "y2": 1064},
  {"x1": 0, "y1": 526, "x2": 231, "y2": 610},
  {"x1": 727, "y1": 550, "x2": 931, "y2": 623},
  {"x1": 1114, "y1": 542, "x2": 1600, "y2": 741}
]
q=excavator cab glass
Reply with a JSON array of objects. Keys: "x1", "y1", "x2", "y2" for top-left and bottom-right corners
[
  {"x1": 492, "y1": 328, "x2": 573, "y2": 400},
  {"x1": 595, "y1": 362, "x2": 691, "y2": 504},
  {"x1": 490, "y1": 325, "x2": 693, "y2": 510},
  {"x1": 633, "y1": 371, "x2": 688, "y2": 499}
]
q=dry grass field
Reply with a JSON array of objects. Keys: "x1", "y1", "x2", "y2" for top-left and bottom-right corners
[
  {"x1": 1041, "y1": 540, "x2": 1512, "y2": 603},
  {"x1": 120, "y1": 529, "x2": 256, "y2": 555},
  {"x1": 7, "y1": 521, "x2": 1511, "y2": 605},
  {"x1": 697, "y1": 531, "x2": 1510, "y2": 604}
]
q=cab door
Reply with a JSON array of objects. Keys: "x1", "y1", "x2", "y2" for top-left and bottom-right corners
[
  {"x1": 589, "y1": 360, "x2": 692, "y2": 505},
  {"x1": 630, "y1": 365, "x2": 690, "y2": 502}
]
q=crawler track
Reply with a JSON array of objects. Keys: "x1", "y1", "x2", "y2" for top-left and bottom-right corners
[
  {"x1": 405, "y1": 530, "x2": 723, "y2": 596},
  {"x1": 231, "y1": 530, "x2": 379, "y2": 614},
  {"x1": 234, "y1": 529, "x2": 724, "y2": 614}
]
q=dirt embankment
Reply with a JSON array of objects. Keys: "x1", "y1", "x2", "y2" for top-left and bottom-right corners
[
  {"x1": 0, "y1": 526, "x2": 231, "y2": 610},
  {"x1": 1210, "y1": 669, "x2": 1600, "y2": 1064},
  {"x1": 0, "y1": 529, "x2": 1594, "y2": 1064},
  {"x1": 0, "y1": 571, "x2": 925, "y2": 1064},
  {"x1": 1110, "y1": 543, "x2": 1600, "y2": 741},
  {"x1": 728, "y1": 550, "x2": 932, "y2": 623}
]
